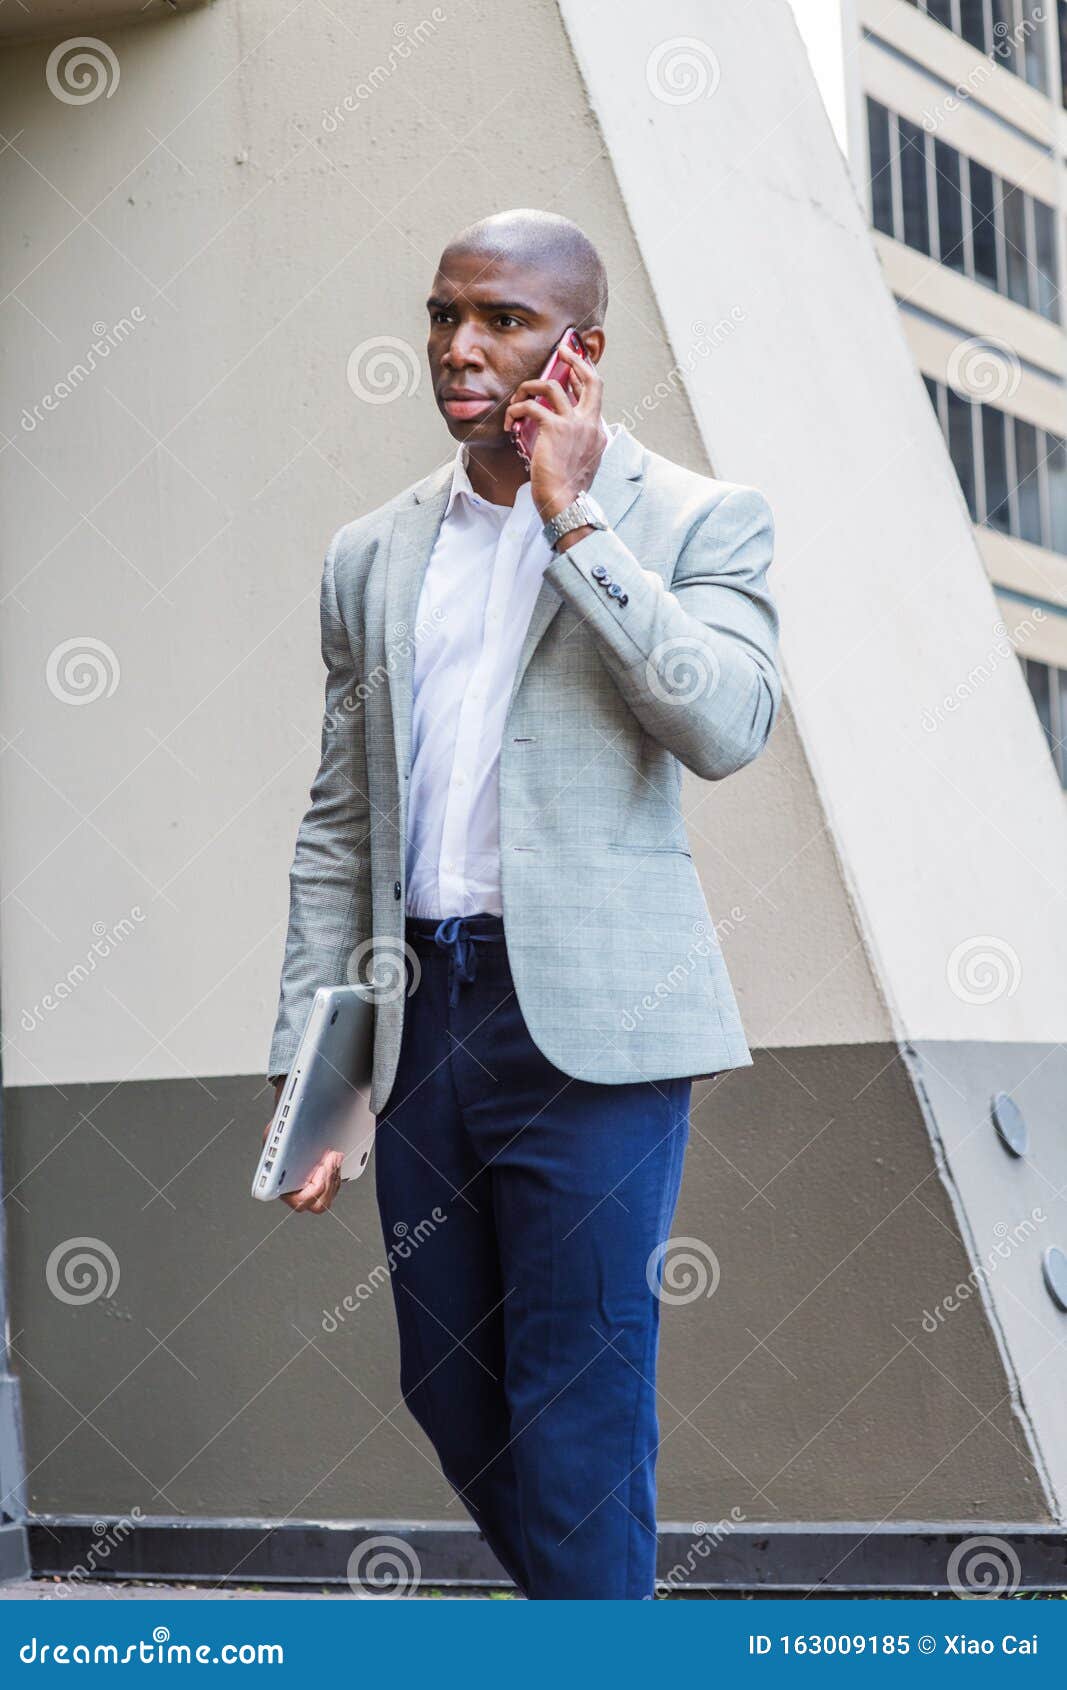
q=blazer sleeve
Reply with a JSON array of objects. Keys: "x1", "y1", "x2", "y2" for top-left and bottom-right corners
[
  {"x1": 266, "y1": 530, "x2": 372, "y2": 1077},
  {"x1": 540, "y1": 484, "x2": 781, "y2": 782}
]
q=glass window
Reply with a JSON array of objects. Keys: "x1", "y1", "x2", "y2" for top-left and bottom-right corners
[
  {"x1": 1031, "y1": 197, "x2": 1059, "y2": 322},
  {"x1": 922, "y1": 372, "x2": 941, "y2": 417},
  {"x1": 934, "y1": 141, "x2": 966, "y2": 271},
  {"x1": 1060, "y1": 0, "x2": 1067, "y2": 111},
  {"x1": 1025, "y1": 658, "x2": 1053, "y2": 741},
  {"x1": 981, "y1": 405, "x2": 1011, "y2": 530},
  {"x1": 898, "y1": 117, "x2": 930, "y2": 254},
  {"x1": 947, "y1": 389, "x2": 978, "y2": 518},
  {"x1": 1013, "y1": 418, "x2": 1042, "y2": 544},
  {"x1": 1045, "y1": 433, "x2": 1067, "y2": 554},
  {"x1": 991, "y1": 0, "x2": 1021, "y2": 75},
  {"x1": 969, "y1": 161, "x2": 999, "y2": 288},
  {"x1": 867, "y1": 100, "x2": 895, "y2": 237},
  {"x1": 926, "y1": 0, "x2": 954, "y2": 23},
  {"x1": 1021, "y1": 1, "x2": 1050, "y2": 90},
  {"x1": 959, "y1": 0, "x2": 989, "y2": 49},
  {"x1": 1000, "y1": 183, "x2": 1030, "y2": 307}
]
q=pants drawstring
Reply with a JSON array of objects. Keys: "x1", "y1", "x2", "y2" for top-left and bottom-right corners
[{"x1": 433, "y1": 915, "x2": 496, "y2": 1008}]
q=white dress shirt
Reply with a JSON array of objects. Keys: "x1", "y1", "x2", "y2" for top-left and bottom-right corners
[{"x1": 405, "y1": 422, "x2": 619, "y2": 919}]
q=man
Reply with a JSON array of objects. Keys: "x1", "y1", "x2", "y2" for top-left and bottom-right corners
[{"x1": 266, "y1": 209, "x2": 780, "y2": 1599}]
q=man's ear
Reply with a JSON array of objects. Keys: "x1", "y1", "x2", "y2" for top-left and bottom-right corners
[{"x1": 580, "y1": 326, "x2": 606, "y2": 365}]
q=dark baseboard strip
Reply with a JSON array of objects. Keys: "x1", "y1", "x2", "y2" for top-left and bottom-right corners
[{"x1": 17, "y1": 1518, "x2": 1067, "y2": 1593}]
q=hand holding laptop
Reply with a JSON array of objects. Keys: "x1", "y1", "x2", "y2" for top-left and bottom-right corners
[{"x1": 261, "y1": 1083, "x2": 344, "y2": 1214}]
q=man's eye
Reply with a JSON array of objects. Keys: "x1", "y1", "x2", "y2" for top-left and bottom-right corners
[
  {"x1": 429, "y1": 310, "x2": 453, "y2": 325},
  {"x1": 495, "y1": 315, "x2": 521, "y2": 329}
]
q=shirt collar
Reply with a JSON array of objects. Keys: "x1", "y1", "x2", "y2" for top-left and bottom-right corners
[{"x1": 445, "y1": 417, "x2": 620, "y2": 517}]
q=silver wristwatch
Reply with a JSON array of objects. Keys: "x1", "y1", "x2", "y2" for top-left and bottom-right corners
[{"x1": 543, "y1": 490, "x2": 609, "y2": 549}]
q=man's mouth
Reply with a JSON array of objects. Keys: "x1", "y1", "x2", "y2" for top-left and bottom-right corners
[{"x1": 440, "y1": 389, "x2": 498, "y2": 421}]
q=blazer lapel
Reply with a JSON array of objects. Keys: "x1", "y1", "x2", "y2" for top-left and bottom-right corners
[{"x1": 383, "y1": 425, "x2": 647, "y2": 821}]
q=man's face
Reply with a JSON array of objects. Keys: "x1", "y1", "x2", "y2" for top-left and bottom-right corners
[{"x1": 426, "y1": 250, "x2": 573, "y2": 448}]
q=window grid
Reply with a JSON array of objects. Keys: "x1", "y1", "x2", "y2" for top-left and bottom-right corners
[
  {"x1": 924, "y1": 375, "x2": 1067, "y2": 557},
  {"x1": 864, "y1": 96, "x2": 1061, "y2": 323},
  {"x1": 906, "y1": 0, "x2": 1052, "y2": 94},
  {"x1": 1022, "y1": 657, "x2": 1067, "y2": 787}
]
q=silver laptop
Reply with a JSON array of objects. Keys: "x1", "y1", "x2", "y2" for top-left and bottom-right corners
[{"x1": 252, "y1": 985, "x2": 376, "y2": 1202}]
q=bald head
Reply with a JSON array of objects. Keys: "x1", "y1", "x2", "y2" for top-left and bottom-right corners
[{"x1": 440, "y1": 209, "x2": 608, "y2": 329}]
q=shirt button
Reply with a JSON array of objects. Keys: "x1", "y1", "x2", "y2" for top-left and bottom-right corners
[{"x1": 393, "y1": 881, "x2": 401, "y2": 900}]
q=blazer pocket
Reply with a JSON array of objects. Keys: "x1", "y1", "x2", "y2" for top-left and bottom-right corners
[{"x1": 606, "y1": 843, "x2": 692, "y2": 859}]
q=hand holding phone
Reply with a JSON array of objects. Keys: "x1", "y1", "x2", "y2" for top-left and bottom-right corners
[{"x1": 511, "y1": 327, "x2": 592, "y2": 469}]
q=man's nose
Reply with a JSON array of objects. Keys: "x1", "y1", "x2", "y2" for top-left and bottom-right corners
[{"x1": 441, "y1": 329, "x2": 485, "y2": 368}]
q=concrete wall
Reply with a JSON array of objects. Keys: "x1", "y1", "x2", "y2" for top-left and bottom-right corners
[{"x1": 3, "y1": 0, "x2": 1065, "y2": 1547}]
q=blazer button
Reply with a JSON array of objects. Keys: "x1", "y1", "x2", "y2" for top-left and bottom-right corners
[
  {"x1": 607, "y1": 582, "x2": 624, "y2": 600},
  {"x1": 618, "y1": 592, "x2": 629, "y2": 606},
  {"x1": 393, "y1": 881, "x2": 401, "y2": 900},
  {"x1": 591, "y1": 564, "x2": 609, "y2": 582}
]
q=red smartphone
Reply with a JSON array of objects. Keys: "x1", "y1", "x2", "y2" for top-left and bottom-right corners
[{"x1": 511, "y1": 326, "x2": 592, "y2": 469}]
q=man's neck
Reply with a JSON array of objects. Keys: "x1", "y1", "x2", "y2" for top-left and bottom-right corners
[{"x1": 464, "y1": 443, "x2": 529, "y2": 508}]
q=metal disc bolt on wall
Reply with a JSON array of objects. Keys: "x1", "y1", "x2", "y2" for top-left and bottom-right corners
[
  {"x1": 1041, "y1": 1248, "x2": 1067, "y2": 1314},
  {"x1": 991, "y1": 1091, "x2": 1028, "y2": 1158}
]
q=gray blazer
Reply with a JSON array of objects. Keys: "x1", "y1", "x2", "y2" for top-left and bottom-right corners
[{"x1": 268, "y1": 425, "x2": 780, "y2": 1116}]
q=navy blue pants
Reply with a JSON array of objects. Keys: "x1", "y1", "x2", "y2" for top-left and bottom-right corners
[{"x1": 374, "y1": 912, "x2": 691, "y2": 1600}]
